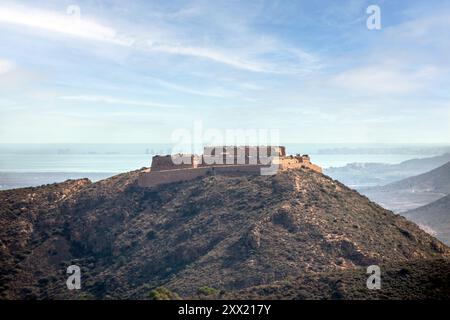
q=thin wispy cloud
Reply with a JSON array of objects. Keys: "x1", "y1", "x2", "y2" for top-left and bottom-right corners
[
  {"x1": 58, "y1": 95, "x2": 182, "y2": 109},
  {"x1": 385, "y1": 10, "x2": 450, "y2": 45},
  {"x1": 331, "y1": 65, "x2": 440, "y2": 94},
  {"x1": 0, "y1": 3, "x2": 319, "y2": 74},
  {"x1": 147, "y1": 43, "x2": 268, "y2": 73},
  {"x1": 0, "y1": 4, "x2": 131, "y2": 46},
  {"x1": 153, "y1": 78, "x2": 236, "y2": 98}
]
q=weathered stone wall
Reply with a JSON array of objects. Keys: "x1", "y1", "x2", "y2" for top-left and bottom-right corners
[
  {"x1": 138, "y1": 164, "x2": 268, "y2": 188},
  {"x1": 213, "y1": 164, "x2": 265, "y2": 176},
  {"x1": 138, "y1": 167, "x2": 210, "y2": 187},
  {"x1": 279, "y1": 158, "x2": 301, "y2": 170},
  {"x1": 202, "y1": 146, "x2": 284, "y2": 166},
  {"x1": 306, "y1": 163, "x2": 322, "y2": 173},
  {"x1": 141, "y1": 147, "x2": 322, "y2": 187},
  {"x1": 204, "y1": 146, "x2": 285, "y2": 158},
  {"x1": 151, "y1": 155, "x2": 197, "y2": 171},
  {"x1": 278, "y1": 157, "x2": 322, "y2": 173},
  {"x1": 151, "y1": 146, "x2": 288, "y2": 171}
]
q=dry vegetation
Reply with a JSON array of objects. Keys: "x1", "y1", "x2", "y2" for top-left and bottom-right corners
[{"x1": 1, "y1": 168, "x2": 449, "y2": 299}]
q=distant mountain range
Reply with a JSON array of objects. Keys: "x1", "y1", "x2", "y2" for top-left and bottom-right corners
[
  {"x1": 327, "y1": 155, "x2": 450, "y2": 247},
  {"x1": 404, "y1": 195, "x2": 450, "y2": 245},
  {"x1": 360, "y1": 161, "x2": 450, "y2": 213},
  {"x1": 1, "y1": 168, "x2": 449, "y2": 299},
  {"x1": 325, "y1": 153, "x2": 450, "y2": 188}
]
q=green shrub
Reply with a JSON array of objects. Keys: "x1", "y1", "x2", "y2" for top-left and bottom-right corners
[
  {"x1": 197, "y1": 286, "x2": 218, "y2": 296},
  {"x1": 148, "y1": 287, "x2": 180, "y2": 300},
  {"x1": 78, "y1": 292, "x2": 94, "y2": 300}
]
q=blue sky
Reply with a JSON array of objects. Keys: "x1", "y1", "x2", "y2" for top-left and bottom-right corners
[{"x1": 0, "y1": 0, "x2": 449, "y2": 143}]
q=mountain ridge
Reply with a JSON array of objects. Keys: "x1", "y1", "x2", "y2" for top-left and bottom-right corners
[
  {"x1": 360, "y1": 161, "x2": 450, "y2": 212},
  {"x1": 1, "y1": 168, "x2": 449, "y2": 299},
  {"x1": 325, "y1": 153, "x2": 450, "y2": 188},
  {"x1": 404, "y1": 194, "x2": 450, "y2": 245}
]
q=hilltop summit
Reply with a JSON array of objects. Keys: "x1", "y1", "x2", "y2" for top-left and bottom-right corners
[{"x1": 0, "y1": 168, "x2": 449, "y2": 299}]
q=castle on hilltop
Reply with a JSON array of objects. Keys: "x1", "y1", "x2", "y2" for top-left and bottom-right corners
[{"x1": 138, "y1": 146, "x2": 322, "y2": 188}]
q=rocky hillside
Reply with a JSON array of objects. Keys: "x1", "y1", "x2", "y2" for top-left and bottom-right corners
[
  {"x1": 0, "y1": 178, "x2": 90, "y2": 297},
  {"x1": 221, "y1": 258, "x2": 450, "y2": 300},
  {"x1": 404, "y1": 194, "x2": 450, "y2": 245},
  {"x1": 360, "y1": 161, "x2": 450, "y2": 212},
  {"x1": 0, "y1": 168, "x2": 449, "y2": 299}
]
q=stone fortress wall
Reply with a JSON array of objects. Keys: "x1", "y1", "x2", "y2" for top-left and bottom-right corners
[{"x1": 138, "y1": 146, "x2": 322, "y2": 188}]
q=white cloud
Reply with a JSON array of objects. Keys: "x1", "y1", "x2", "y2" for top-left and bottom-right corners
[
  {"x1": 147, "y1": 43, "x2": 269, "y2": 73},
  {"x1": 0, "y1": 58, "x2": 14, "y2": 75},
  {"x1": 58, "y1": 95, "x2": 182, "y2": 108},
  {"x1": 0, "y1": 4, "x2": 319, "y2": 74},
  {"x1": 331, "y1": 65, "x2": 440, "y2": 94},
  {"x1": 0, "y1": 5, "x2": 131, "y2": 46},
  {"x1": 385, "y1": 11, "x2": 450, "y2": 47},
  {"x1": 153, "y1": 78, "x2": 235, "y2": 98}
]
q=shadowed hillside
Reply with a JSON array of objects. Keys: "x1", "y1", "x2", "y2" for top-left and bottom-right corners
[
  {"x1": 404, "y1": 194, "x2": 450, "y2": 245},
  {"x1": 360, "y1": 162, "x2": 450, "y2": 212},
  {"x1": 0, "y1": 168, "x2": 449, "y2": 299}
]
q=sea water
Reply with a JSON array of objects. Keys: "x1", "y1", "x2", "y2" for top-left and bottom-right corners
[{"x1": 0, "y1": 143, "x2": 449, "y2": 190}]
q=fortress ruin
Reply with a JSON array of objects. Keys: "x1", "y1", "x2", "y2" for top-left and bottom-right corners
[{"x1": 138, "y1": 146, "x2": 322, "y2": 188}]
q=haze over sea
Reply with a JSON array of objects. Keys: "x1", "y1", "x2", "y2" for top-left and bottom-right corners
[{"x1": 1, "y1": 143, "x2": 449, "y2": 190}]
